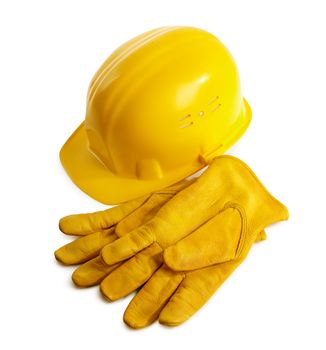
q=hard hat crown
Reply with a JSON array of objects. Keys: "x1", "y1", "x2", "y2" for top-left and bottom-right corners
[
  {"x1": 85, "y1": 27, "x2": 249, "y2": 180},
  {"x1": 61, "y1": 27, "x2": 251, "y2": 203}
]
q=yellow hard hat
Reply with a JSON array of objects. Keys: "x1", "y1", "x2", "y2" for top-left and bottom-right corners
[{"x1": 60, "y1": 26, "x2": 251, "y2": 204}]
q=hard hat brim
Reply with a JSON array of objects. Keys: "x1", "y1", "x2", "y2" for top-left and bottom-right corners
[
  {"x1": 60, "y1": 122, "x2": 199, "y2": 204},
  {"x1": 60, "y1": 98, "x2": 251, "y2": 205}
]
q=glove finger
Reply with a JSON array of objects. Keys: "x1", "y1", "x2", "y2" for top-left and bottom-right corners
[
  {"x1": 54, "y1": 227, "x2": 117, "y2": 265},
  {"x1": 116, "y1": 179, "x2": 194, "y2": 237},
  {"x1": 116, "y1": 194, "x2": 173, "y2": 236},
  {"x1": 72, "y1": 256, "x2": 121, "y2": 287},
  {"x1": 100, "y1": 226, "x2": 154, "y2": 265},
  {"x1": 159, "y1": 260, "x2": 241, "y2": 326},
  {"x1": 59, "y1": 195, "x2": 149, "y2": 236},
  {"x1": 100, "y1": 243, "x2": 162, "y2": 301},
  {"x1": 164, "y1": 208, "x2": 243, "y2": 271},
  {"x1": 123, "y1": 266, "x2": 184, "y2": 329}
]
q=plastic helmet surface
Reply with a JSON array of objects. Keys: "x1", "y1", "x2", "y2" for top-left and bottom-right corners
[{"x1": 60, "y1": 26, "x2": 251, "y2": 204}]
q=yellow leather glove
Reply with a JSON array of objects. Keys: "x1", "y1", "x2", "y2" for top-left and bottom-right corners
[
  {"x1": 54, "y1": 179, "x2": 192, "y2": 285},
  {"x1": 122, "y1": 157, "x2": 289, "y2": 328},
  {"x1": 56, "y1": 156, "x2": 286, "y2": 302},
  {"x1": 56, "y1": 191, "x2": 266, "y2": 289},
  {"x1": 93, "y1": 156, "x2": 287, "y2": 301},
  {"x1": 57, "y1": 198, "x2": 266, "y2": 329},
  {"x1": 123, "y1": 215, "x2": 276, "y2": 328}
]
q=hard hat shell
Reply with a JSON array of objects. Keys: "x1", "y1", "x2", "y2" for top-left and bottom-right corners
[{"x1": 60, "y1": 26, "x2": 251, "y2": 204}]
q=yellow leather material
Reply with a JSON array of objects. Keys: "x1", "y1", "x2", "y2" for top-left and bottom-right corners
[
  {"x1": 55, "y1": 156, "x2": 287, "y2": 328},
  {"x1": 54, "y1": 227, "x2": 117, "y2": 265},
  {"x1": 124, "y1": 260, "x2": 241, "y2": 328},
  {"x1": 122, "y1": 157, "x2": 289, "y2": 328},
  {"x1": 100, "y1": 156, "x2": 288, "y2": 267},
  {"x1": 124, "y1": 211, "x2": 281, "y2": 328},
  {"x1": 55, "y1": 172, "x2": 265, "y2": 290},
  {"x1": 54, "y1": 180, "x2": 192, "y2": 286}
]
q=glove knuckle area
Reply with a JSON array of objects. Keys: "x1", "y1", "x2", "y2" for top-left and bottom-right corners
[
  {"x1": 101, "y1": 224, "x2": 156, "y2": 264},
  {"x1": 72, "y1": 257, "x2": 120, "y2": 287},
  {"x1": 115, "y1": 195, "x2": 171, "y2": 237},
  {"x1": 100, "y1": 243, "x2": 163, "y2": 301}
]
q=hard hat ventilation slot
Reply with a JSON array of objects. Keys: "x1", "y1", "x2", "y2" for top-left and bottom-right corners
[
  {"x1": 208, "y1": 96, "x2": 220, "y2": 105},
  {"x1": 208, "y1": 96, "x2": 221, "y2": 112},
  {"x1": 179, "y1": 121, "x2": 194, "y2": 129},
  {"x1": 210, "y1": 103, "x2": 221, "y2": 112},
  {"x1": 179, "y1": 114, "x2": 191, "y2": 121}
]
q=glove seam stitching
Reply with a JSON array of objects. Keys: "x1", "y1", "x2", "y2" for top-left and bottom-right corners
[{"x1": 223, "y1": 202, "x2": 247, "y2": 259}]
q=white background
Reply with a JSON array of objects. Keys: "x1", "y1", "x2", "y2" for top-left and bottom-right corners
[{"x1": 1, "y1": 0, "x2": 325, "y2": 349}]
